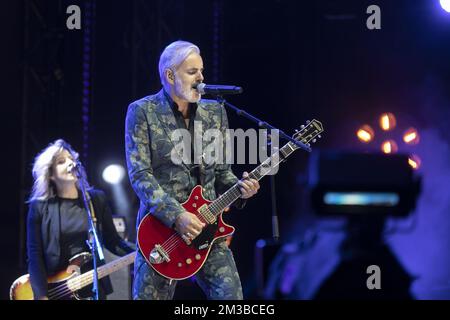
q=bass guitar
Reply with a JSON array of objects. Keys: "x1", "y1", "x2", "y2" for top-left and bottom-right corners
[{"x1": 10, "y1": 251, "x2": 135, "y2": 300}]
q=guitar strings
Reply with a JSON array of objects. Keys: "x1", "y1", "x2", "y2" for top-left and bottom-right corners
[
  {"x1": 47, "y1": 283, "x2": 73, "y2": 300},
  {"x1": 151, "y1": 187, "x2": 238, "y2": 256},
  {"x1": 158, "y1": 209, "x2": 209, "y2": 254},
  {"x1": 162, "y1": 208, "x2": 210, "y2": 253},
  {"x1": 47, "y1": 256, "x2": 134, "y2": 300},
  {"x1": 48, "y1": 270, "x2": 103, "y2": 300},
  {"x1": 46, "y1": 270, "x2": 93, "y2": 300}
]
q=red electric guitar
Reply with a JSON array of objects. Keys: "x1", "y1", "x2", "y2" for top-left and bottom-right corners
[{"x1": 137, "y1": 119, "x2": 324, "y2": 280}]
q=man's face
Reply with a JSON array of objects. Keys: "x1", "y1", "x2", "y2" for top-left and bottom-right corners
[{"x1": 172, "y1": 52, "x2": 204, "y2": 103}]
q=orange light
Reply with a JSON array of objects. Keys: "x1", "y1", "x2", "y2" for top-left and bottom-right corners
[
  {"x1": 408, "y1": 154, "x2": 421, "y2": 170},
  {"x1": 403, "y1": 127, "x2": 420, "y2": 145},
  {"x1": 379, "y1": 112, "x2": 396, "y2": 131},
  {"x1": 381, "y1": 140, "x2": 398, "y2": 154},
  {"x1": 357, "y1": 125, "x2": 374, "y2": 143}
]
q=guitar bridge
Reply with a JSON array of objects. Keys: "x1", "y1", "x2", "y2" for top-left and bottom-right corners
[{"x1": 149, "y1": 245, "x2": 170, "y2": 264}]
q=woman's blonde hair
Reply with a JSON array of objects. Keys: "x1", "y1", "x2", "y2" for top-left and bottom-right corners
[{"x1": 28, "y1": 139, "x2": 91, "y2": 202}]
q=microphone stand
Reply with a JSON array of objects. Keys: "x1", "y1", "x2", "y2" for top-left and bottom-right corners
[
  {"x1": 74, "y1": 162, "x2": 105, "y2": 300},
  {"x1": 216, "y1": 97, "x2": 311, "y2": 152},
  {"x1": 215, "y1": 96, "x2": 311, "y2": 241},
  {"x1": 268, "y1": 143, "x2": 280, "y2": 242}
]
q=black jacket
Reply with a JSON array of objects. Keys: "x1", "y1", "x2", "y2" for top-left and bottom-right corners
[{"x1": 27, "y1": 189, "x2": 135, "y2": 299}]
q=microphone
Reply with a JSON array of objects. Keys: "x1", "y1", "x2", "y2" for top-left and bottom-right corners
[
  {"x1": 68, "y1": 160, "x2": 82, "y2": 177},
  {"x1": 193, "y1": 83, "x2": 243, "y2": 96}
]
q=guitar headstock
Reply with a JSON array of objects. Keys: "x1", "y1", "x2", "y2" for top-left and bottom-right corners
[{"x1": 292, "y1": 119, "x2": 324, "y2": 148}]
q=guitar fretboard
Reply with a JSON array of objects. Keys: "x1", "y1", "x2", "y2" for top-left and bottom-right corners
[
  {"x1": 67, "y1": 251, "x2": 136, "y2": 292},
  {"x1": 208, "y1": 140, "x2": 298, "y2": 216},
  {"x1": 207, "y1": 118, "x2": 323, "y2": 216}
]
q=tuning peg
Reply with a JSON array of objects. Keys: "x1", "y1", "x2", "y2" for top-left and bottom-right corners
[
  {"x1": 295, "y1": 129, "x2": 299, "y2": 133},
  {"x1": 312, "y1": 139, "x2": 317, "y2": 143},
  {"x1": 306, "y1": 120, "x2": 310, "y2": 124},
  {"x1": 300, "y1": 125, "x2": 305, "y2": 129},
  {"x1": 318, "y1": 135, "x2": 321, "y2": 139}
]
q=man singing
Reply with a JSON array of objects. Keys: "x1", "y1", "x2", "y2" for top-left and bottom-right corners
[{"x1": 125, "y1": 40, "x2": 259, "y2": 300}]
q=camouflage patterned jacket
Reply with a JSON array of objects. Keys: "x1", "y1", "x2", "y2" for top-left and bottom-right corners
[{"x1": 125, "y1": 89, "x2": 242, "y2": 228}]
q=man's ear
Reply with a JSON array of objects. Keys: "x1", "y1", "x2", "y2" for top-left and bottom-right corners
[{"x1": 166, "y1": 69, "x2": 175, "y2": 84}]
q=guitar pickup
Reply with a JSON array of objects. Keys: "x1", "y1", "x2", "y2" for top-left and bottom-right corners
[{"x1": 198, "y1": 205, "x2": 216, "y2": 224}]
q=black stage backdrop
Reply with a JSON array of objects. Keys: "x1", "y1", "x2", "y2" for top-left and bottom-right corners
[{"x1": 1, "y1": 0, "x2": 450, "y2": 300}]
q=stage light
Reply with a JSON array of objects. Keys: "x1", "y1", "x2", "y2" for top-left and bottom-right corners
[
  {"x1": 440, "y1": 0, "x2": 450, "y2": 13},
  {"x1": 357, "y1": 124, "x2": 374, "y2": 143},
  {"x1": 308, "y1": 151, "x2": 421, "y2": 217},
  {"x1": 408, "y1": 154, "x2": 421, "y2": 170},
  {"x1": 381, "y1": 140, "x2": 398, "y2": 154},
  {"x1": 403, "y1": 127, "x2": 420, "y2": 145},
  {"x1": 102, "y1": 164, "x2": 125, "y2": 184},
  {"x1": 324, "y1": 192, "x2": 400, "y2": 206},
  {"x1": 379, "y1": 112, "x2": 396, "y2": 131}
]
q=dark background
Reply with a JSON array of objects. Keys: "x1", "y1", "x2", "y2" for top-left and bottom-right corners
[{"x1": 1, "y1": 0, "x2": 450, "y2": 300}]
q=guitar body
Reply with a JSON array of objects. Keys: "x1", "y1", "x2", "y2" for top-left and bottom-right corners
[
  {"x1": 10, "y1": 271, "x2": 76, "y2": 300},
  {"x1": 10, "y1": 252, "x2": 90, "y2": 300},
  {"x1": 137, "y1": 185, "x2": 235, "y2": 280}
]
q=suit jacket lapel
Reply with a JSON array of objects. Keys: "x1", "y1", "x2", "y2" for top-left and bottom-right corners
[
  {"x1": 195, "y1": 102, "x2": 217, "y2": 185},
  {"x1": 46, "y1": 198, "x2": 61, "y2": 266},
  {"x1": 195, "y1": 103, "x2": 210, "y2": 163},
  {"x1": 154, "y1": 90, "x2": 191, "y2": 171}
]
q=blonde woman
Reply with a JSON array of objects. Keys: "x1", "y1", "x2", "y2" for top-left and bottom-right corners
[{"x1": 27, "y1": 139, "x2": 135, "y2": 300}]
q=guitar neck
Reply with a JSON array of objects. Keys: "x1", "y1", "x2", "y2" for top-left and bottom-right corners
[
  {"x1": 209, "y1": 141, "x2": 297, "y2": 215},
  {"x1": 67, "y1": 251, "x2": 136, "y2": 292}
]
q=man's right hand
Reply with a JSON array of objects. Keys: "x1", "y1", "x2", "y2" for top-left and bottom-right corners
[{"x1": 174, "y1": 211, "x2": 205, "y2": 244}]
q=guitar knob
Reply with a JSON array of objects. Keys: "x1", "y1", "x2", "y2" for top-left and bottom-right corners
[
  {"x1": 194, "y1": 196, "x2": 199, "y2": 200},
  {"x1": 178, "y1": 262, "x2": 183, "y2": 267},
  {"x1": 192, "y1": 203, "x2": 197, "y2": 208},
  {"x1": 186, "y1": 258, "x2": 192, "y2": 265},
  {"x1": 219, "y1": 227, "x2": 225, "y2": 233},
  {"x1": 195, "y1": 254, "x2": 201, "y2": 260}
]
